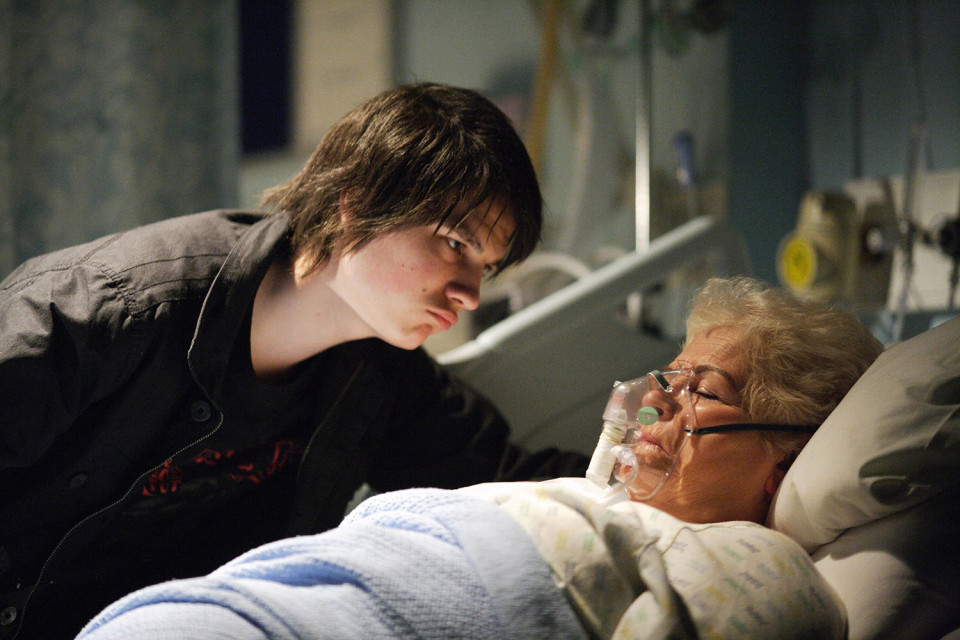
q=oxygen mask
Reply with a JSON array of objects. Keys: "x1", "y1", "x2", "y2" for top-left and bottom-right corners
[
  {"x1": 586, "y1": 366, "x2": 818, "y2": 502},
  {"x1": 586, "y1": 368, "x2": 699, "y2": 501}
]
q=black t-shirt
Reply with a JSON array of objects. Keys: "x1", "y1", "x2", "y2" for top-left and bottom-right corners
[{"x1": 120, "y1": 309, "x2": 328, "y2": 582}]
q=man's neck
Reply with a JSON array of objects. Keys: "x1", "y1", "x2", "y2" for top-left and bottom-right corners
[{"x1": 249, "y1": 254, "x2": 367, "y2": 380}]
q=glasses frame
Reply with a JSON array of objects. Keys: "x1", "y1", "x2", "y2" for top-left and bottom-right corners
[
  {"x1": 648, "y1": 369, "x2": 818, "y2": 436},
  {"x1": 684, "y1": 423, "x2": 818, "y2": 435}
]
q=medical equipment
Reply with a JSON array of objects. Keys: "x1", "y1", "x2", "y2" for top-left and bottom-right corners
[
  {"x1": 776, "y1": 191, "x2": 863, "y2": 303},
  {"x1": 586, "y1": 372, "x2": 682, "y2": 500},
  {"x1": 586, "y1": 369, "x2": 696, "y2": 500}
]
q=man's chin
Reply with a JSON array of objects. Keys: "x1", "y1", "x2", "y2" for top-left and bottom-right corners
[{"x1": 382, "y1": 325, "x2": 433, "y2": 350}]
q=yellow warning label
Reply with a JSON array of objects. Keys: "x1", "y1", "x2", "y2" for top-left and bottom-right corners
[{"x1": 779, "y1": 237, "x2": 817, "y2": 289}]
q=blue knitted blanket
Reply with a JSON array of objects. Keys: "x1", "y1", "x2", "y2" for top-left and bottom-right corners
[{"x1": 76, "y1": 488, "x2": 587, "y2": 640}]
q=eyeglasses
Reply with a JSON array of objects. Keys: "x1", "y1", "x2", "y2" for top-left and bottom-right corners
[{"x1": 649, "y1": 368, "x2": 818, "y2": 436}]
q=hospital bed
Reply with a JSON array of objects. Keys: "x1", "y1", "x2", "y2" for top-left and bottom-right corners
[
  {"x1": 438, "y1": 214, "x2": 960, "y2": 639},
  {"x1": 78, "y1": 277, "x2": 960, "y2": 638}
]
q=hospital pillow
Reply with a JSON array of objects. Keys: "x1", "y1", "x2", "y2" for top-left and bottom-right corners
[
  {"x1": 768, "y1": 314, "x2": 960, "y2": 639},
  {"x1": 768, "y1": 314, "x2": 960, "y2": 548},
  {"x1": 808, "y1": 485, "x2": 960, "y2": 640}
]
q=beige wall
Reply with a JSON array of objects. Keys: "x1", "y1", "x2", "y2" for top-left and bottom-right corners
[{"x1": 292, "y1": 0, "x2": 393, "y2": 152}]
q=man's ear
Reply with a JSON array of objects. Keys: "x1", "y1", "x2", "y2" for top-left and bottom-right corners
[{"x1": 338, "y1": 190, "x2": 351, "y2": 223}]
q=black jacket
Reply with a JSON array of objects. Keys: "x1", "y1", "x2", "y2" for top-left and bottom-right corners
[{"x1": 0, "y1": 210, "x2": 585, "y2": 639}]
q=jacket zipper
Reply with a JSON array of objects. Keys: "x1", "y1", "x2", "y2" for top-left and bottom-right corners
[{"x1": 11, "y1": 414, "x2": 224, "y2": 639}]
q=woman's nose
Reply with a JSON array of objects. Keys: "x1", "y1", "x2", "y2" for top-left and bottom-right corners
[{"x1": 641, "y1": 382, "x2": 681, "y2": 422}]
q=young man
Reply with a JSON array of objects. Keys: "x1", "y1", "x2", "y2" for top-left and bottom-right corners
[{"x1": 0, "y1": 83, "x2": 587, "y2": 639}]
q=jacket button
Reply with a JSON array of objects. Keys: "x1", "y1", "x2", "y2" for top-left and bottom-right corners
[
  {"x1": 68, "y1": 473, "x2": 88, "y2": 489},
  {"x1": 0, "y1": 606, "x2": 16, "y2": 626},
  {"x1": 190, "y1": 400, "x2": 213, "y2": 423}
]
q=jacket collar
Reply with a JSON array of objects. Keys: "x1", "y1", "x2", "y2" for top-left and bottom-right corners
[{"x1": 188, "y1": 212, "x2": 290, "y2": 400}]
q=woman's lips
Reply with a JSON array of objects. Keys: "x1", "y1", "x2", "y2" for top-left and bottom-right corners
[
  {"x1": 631, "y1": 431, "x2": 671, "y2": 463},
  {"x1": 639, "y1": 431, "x2": 665, "y2": 451}
]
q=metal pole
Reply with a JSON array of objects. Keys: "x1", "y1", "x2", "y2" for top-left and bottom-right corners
[{"x1": 635, "y1": 0, "x2": 652, "y2": 252}]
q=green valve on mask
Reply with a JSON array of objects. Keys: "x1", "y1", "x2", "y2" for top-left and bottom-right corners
[{"x1": 637, "y1": 406, "x2": 658, "y2": 425}]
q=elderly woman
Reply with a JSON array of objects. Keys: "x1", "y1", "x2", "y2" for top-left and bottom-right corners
[
  {"x1": 617, "y1": 275, "x2": 883, "y2": 525},
  {"x1": 76, "y1": 277, "x2": 883, "y2": 640}
]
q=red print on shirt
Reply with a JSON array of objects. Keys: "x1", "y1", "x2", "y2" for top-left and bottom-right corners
[{"x1": 141, "y1": 439, "x2": 303, "y2": 497}]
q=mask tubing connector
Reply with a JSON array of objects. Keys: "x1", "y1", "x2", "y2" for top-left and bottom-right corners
[
  {"x1": 586, "y1": 421, "x2": 627, "y2": 488},
  {"x1": 601, "y1": 446, "x2": 638, "y2": 501}
]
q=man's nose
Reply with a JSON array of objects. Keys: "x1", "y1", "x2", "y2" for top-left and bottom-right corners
[{"x1": 444, "y1": 269, "x2": 481, "y2": 310}]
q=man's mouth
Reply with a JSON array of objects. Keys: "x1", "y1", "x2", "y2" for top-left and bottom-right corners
[{"x1": 428, "y1": 309, "x2": 457, "y2": 330}]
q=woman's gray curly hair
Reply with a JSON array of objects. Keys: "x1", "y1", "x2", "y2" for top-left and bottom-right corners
[{"x1": 685, "y1": 277, "x2": 884, "y2": 457}]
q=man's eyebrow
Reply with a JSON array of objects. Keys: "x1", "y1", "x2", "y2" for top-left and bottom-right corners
[{"x1": 451, "y1": 226, "x2": 483, "y2": 253}]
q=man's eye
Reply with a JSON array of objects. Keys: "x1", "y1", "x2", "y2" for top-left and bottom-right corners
[{"x1": 445, "y1": 237, "x2": 465, "y2": 252}]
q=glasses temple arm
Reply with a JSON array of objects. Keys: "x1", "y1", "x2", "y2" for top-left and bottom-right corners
[{"x1": 683, "y1": 424, "x2": 819, "y2": 436}]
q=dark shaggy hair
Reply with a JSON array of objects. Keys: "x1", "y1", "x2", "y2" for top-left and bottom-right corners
[{"x1": 262, "y1": 83, "x2": 542, "y2": 275}]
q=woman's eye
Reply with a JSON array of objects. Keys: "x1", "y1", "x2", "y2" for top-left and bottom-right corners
[
  {"x1": 689, "y1": 382, "x2": 721, "y2": 401},
  {"x1": 445, "y1": 237, "x2": 465, "y2": 252}
]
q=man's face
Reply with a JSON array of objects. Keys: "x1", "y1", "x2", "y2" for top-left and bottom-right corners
[{"x1": 326, "y1": 201, "x2": 517, "y2": 350}]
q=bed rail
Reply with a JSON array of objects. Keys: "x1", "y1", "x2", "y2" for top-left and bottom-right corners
[{"x1": 438, "y1": 214, "x2": 751, "y2": 453}]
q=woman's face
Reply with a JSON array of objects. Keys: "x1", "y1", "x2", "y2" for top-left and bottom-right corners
[{"x1": 631, "y1": 326, "x2": 787, "y2": 524}]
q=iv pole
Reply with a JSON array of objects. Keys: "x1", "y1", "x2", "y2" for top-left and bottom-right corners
[{"x1": 635, "y1": 0, "x2": 652, "y2": 252}]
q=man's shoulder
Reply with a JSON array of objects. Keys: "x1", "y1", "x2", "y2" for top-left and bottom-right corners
[
  {"x1": 1, "y1": 210, "x2": 278, "y2": 314},
  {"x1": 105, "y1": 210, "x2": 272, "y2": 261},
  {"x1": 5, "y1": 211, "x2": 269, "y2": 275}
]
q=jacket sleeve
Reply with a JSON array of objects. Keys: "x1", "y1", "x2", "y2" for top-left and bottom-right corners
[
  {"x1": 0, "y1": 262, "x2": 141, "y2": 470},
  {"x1": 365, "y1": 347, "x2": 589, "y2": 493}
]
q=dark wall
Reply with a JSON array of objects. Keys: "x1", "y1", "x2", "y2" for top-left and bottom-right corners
[
  {"x1": 728, "y1": 0, "x2": 960, "y2": 283},
  {"x1": 729, "y1": 1, "x2": 811, "y2": 283},
  {"x1": 239, "y1": 0, "x2": 292, "y2": 154}
]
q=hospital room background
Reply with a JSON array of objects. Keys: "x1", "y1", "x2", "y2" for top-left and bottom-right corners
[
  {"x1": 3, "y1": 0, "x2": 958, "y2": 452},
  {"x1": 3, "y1": 1, "x2": 960, "y2": 637}
]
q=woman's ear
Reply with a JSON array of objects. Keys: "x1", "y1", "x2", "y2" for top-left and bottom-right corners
[
  {"x1": 764, "y1": 451, "x2": 798, "y2": 496},
  {"x1": 764, "y1": 465, "x2": 788, "y2": 497}
]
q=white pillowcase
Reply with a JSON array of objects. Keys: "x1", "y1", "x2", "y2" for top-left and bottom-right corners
[
  {"x1": 809, "y1": 487, "x2": 960, "y2": 640},
  {"x1": 768, "y1": 314, "x2": 960, "y2": 549}
]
